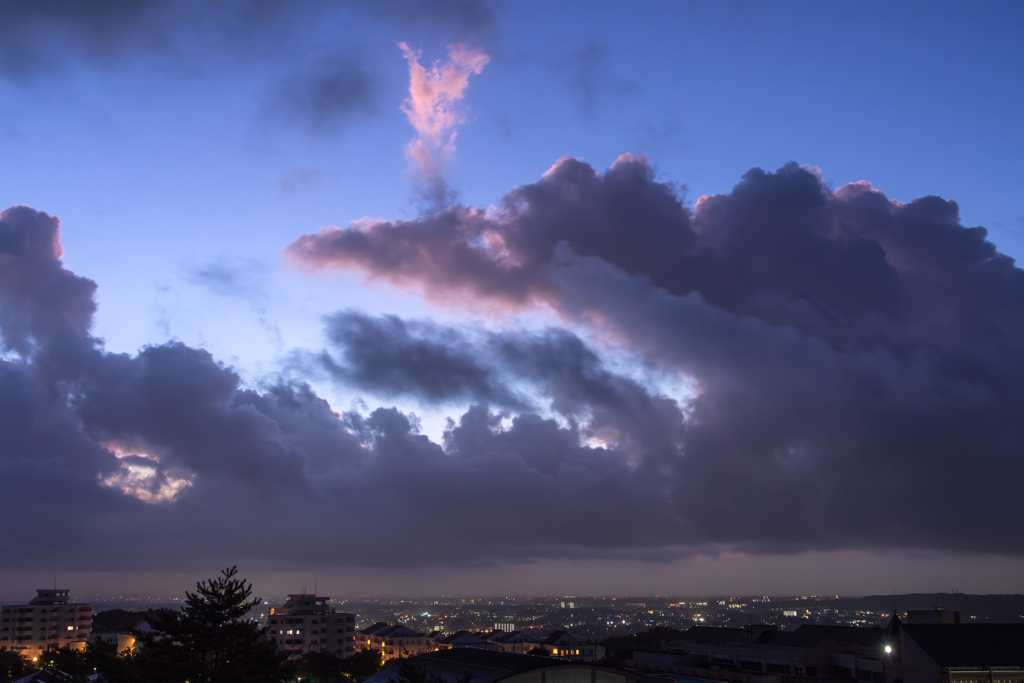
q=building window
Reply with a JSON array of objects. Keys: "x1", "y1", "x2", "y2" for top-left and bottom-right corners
[{"x1": 740, "y1": 661, "x2": 763, "y2": 673}]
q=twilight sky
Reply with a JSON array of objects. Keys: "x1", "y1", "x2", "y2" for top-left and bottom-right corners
[{"x1": 1, "y1": 0, "x2": 1024, "y2": 600}]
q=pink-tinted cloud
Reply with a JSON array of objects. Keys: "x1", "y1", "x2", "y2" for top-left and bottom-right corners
[
  {"x1": 398, "y1": 42, "x2": 489, "y2": 206},
  {"x1": 284, "y1": 157, "x2": 1024, "y2": 560}
]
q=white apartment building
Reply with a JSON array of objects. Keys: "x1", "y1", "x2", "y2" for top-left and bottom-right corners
[
  {"x1": 0, "y1": 589, "x2": 93, "y2": 659},
  {"x1": 266, "y1": 594, "x2": 356, "y2": 660},
  {"x1": 358, "y1": 622, "x2": 431, "y2": 660}
]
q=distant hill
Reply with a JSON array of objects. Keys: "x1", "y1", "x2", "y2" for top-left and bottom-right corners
[{"x1": 772, "y1": 594, "x2": 1024, "y2": 622}]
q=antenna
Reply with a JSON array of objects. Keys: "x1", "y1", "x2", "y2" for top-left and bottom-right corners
[
  {"x1": 314, "y1": 579, "x2": 317, "y2": 596},
  {"x1": 892, "y1": 588, "x2": 896, "y2": 616}
]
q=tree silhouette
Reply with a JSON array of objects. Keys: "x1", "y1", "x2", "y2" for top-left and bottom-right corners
[
  {"x1": 0, "y1": 649, "x2": 30, "y2": 682},
  {"x1": 132, "y1": 566, "x2": 286, "y2": 683}
]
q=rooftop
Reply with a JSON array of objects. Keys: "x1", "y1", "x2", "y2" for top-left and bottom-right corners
[
  {"x1": 794, "y1": 624, "x2": 887, "y2": 647},
  {"x1": 365, "y1": 649, "x2": 637, "y2": 683},
  {"x1": 672, "y1": 627, "x2": 745, "y2": 645},
  {"x1": 752, "y1": 631, "x2": 840, "y2": 649},
  {"x1": 902, "y1": 624, "x2": 1024, "y2": 667}
]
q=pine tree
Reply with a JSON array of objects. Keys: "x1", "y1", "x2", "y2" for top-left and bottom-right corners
[{"x1": 133, "y1": 566, "x2": 286, "y2": 683}]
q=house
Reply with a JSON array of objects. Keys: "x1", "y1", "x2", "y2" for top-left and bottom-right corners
[
  {"x1": 87, "y1": 619, "x2": 152, "y2": 653},
  {"x1": 358, "y1": 622, "x2": 430, "y2": 660},
  {"x1": 494, "y1": 630, "x2": 542, "y2": 655},
  {"x1": 431, "y1": 630, "x2": 495, "y2": 651}
]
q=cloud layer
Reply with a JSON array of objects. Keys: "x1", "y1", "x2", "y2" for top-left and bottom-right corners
[
  {"x1": 0, "y1": 204, "x2": 671, "y2": 572},
  {"x1": 288, "y1": 156, "x2": 1024, "y2": 555},
  {"x1": 4, "y1": 152, "x2": 1024, "y2": 576}
]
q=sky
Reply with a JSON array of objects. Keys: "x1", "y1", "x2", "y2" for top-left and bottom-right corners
[{"x1": 1, "y1": 0, "x2": 1023, "y2": 601}]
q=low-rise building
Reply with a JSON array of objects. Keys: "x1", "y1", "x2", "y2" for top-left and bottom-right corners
[
  {"x1": 0, "y1": 589, "x2": 92, "y2": 660},
  {"x1": 432, "y1": 630, "x2": 495, "y2": 651},
  {"x1": 87, "y1": 619, "x2": 152, "y2": 653},
  {"x1": 493, "y1": 631, "x2": 541, "y2": 655},
  {"x1": 265, "y1": 594, "x2": 355, "y2": 660},
  {"x1": 358, "y1": 622, "x2": 431, "y2": 660},
  {"x1": 540, "y1": 630, "x2": 604, "y2": 662}
]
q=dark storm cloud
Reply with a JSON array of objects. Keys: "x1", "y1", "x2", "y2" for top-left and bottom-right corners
[
  {"x1": 0, "y1": 204, "x2": 683, "y2": 572},
  {"x1": 7, "y1": 146, "x2": 1024, "y2": 573},
  {"x1": 319, "y1": 311, "x2": 526, "y2": 408},
  {"x1": 287, "y1": 155, "x2": 1024, "y2": 556},
  {"x1": 317, "y1": 312, "x2": 687, "y2": 466},
  {"x1": 287, "y1": 155, "x2": 692, "y2": 306},
  {"x1": 0, "y1": 206, "x2": 96, "y2": 354}
]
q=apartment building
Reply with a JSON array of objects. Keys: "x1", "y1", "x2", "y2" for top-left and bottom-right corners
[
  {"x1": 265, "y1": 593, "x2": 356, "y2": 659},
  {"x1": 0, "y1": 589, "x2": 93, "y2": 659}
]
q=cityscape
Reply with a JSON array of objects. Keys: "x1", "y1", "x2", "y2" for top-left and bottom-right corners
[
  {"x1": 3, "y1": 583, "x2": 1024, "y2": 682},
  {"x1": 1, "y1": 0, "x2": 1023, "y2": 681}
]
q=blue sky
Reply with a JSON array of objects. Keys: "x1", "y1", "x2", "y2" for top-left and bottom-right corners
[
  {"x1": 4, "y1": 1, "x2": 1022, "y2": 363},
  {"x1": 1, "y1": 0, "x2": 1023, "y2": 598}
]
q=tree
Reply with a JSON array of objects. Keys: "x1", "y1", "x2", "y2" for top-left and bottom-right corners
[
  {"x1": 294, "y1": 651, "x2": 353, "y2": 683},
  {"x1": 37, "y1": 644, "x2": 89, "y2": 676},
  {"x1": 0, "y1": 649, "x2": 30, "y2": 683},
  {"x1": 86, "y1": 637, "x2": 144, "y2": 683},
  {"x1": 132, "y1": 566, "x2": 287, "y2": 683},
  {"x1": 339, "y1": 648, "x2": 384, "y2": 680}
]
